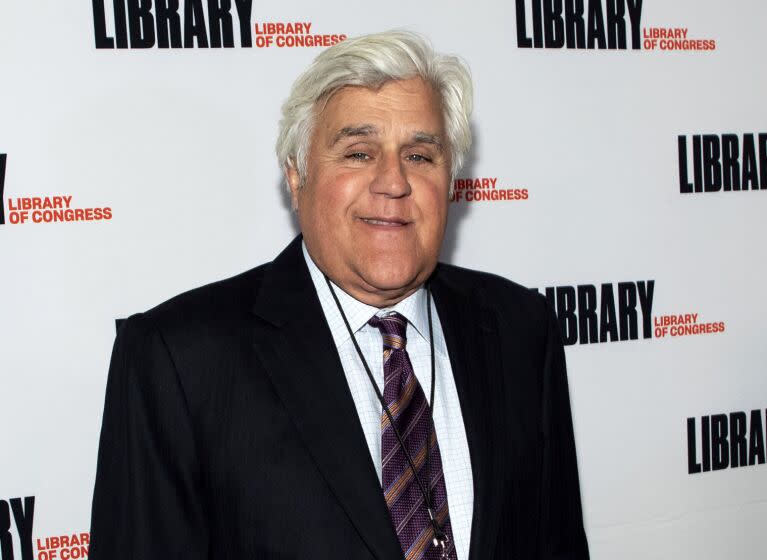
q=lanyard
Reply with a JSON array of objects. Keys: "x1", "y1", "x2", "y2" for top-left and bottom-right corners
[{"x1": 324, "y1": 276, "x2": 448, "y2": 553}]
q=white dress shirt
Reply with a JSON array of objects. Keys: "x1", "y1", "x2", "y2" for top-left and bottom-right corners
[{"x1": 302, "y1": 243, "x2": 474, "y2": 560}]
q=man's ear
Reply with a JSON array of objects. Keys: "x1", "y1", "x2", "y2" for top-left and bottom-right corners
[{"x1": 286, "y1": 164, "x2": 301, "y2": 211}]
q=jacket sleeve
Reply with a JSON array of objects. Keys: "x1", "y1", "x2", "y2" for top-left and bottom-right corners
[
  {"x1": 89, "y1": 314, "x2": 209, "y2": 559},
  {"x1": 538, "y1": 301, "x2": 590, "y2": 559}
]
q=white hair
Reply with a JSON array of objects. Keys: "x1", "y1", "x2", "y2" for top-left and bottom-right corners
[{"x1": 276, "y1": 30, "x2": 473, "y2": 190}]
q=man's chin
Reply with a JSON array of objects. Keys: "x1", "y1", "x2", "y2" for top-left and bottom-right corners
[{"x1": 353, "y1": 265, "x2": 432, "y2": 304}]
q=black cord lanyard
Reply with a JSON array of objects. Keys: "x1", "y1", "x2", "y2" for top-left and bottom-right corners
[{"x1": 324, "y1": 276, "x2": 448, "y2": 553}]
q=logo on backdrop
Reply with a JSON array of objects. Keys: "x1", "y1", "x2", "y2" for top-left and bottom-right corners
[
  {"x1": 1, "y1": 496, "x2": 34, "y2": 560},
  {"x1": 36, "y1": 533, "x2": 90, "y2": 560},
  {"x1": 687, "y1": 409, "x2": 766, "y2": 474},
  {"x1": 537, "y1": 280, "x2": 726, "y2": 345},
  {"x1": 0, "y1": 155, "x2": 113, "y2": 227},
  {"x1": 1, "y1": 495, "x2": 89, "y2": 560},
  {"x1": 678, "y1": 133, "x2": 767, "y2": 193},
  {"x1": 92, "y1": 1, "x2": 347, "y2": 49},
  {"x1": 514, "y1": 0, "x2": 716, "y2": 51},
  {"x1": 538, "y1": 280, "x2": 655, "y2": 345},
  {"x1": 450, "y1": 177, "x2": 528, "y2": 203}
]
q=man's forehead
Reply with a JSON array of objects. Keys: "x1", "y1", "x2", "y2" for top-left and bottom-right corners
[
  {"x1": 329, "y1": 124, "x2": 445, "y2": 149},
  {"x1": 313, "y1": 78, "x2": 446, "y2": 147}
]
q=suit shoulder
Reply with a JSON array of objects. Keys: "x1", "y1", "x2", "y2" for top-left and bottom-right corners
[
  {"x1": 435, "y1": 262, "x2": 544, "y2": 307},
  {"x1": 113, "y1": 263, "x2": 272, "y2": 405},
  {"x1": 434, "y1": 262, "x2": 549, "y2": 333},
  {"x1": 123, "y1": 262, "x2": 270, "y2": 338}
]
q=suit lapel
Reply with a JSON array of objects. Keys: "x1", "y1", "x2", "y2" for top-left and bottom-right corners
[
  {"x1": 430, "y1": 268, "x2": 505, "y2": 560},
  {"x1": 252, "y1": 237, "x2": 403, "y2": 560}
]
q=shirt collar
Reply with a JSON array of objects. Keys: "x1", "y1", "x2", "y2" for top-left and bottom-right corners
[{"x1": 302, "y1": 242, "x2": 437, "y2": 350}]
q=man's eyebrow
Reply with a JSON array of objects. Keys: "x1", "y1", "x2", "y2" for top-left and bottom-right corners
[
  {"x1": 330, "y1": 126, "x2": 445, "y2": 151},
  {"x1": 331, "y1": 124, "x2": 378, "y2": 146},
  {"x1": 412, "y1": 131, "x2": 445, "y2": 151}
]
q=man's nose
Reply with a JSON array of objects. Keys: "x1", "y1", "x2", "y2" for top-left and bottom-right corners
[{"x1": 369, "y1": 154, "x2": 412, "y2": 198}]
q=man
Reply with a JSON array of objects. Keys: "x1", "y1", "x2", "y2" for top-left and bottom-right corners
[{"x1": 90, "y1": 31, "x2": 589, "y2": 559}]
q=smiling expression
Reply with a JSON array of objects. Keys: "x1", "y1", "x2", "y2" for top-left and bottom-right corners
[{"x1": 287, "y1": 77, "x2": 452, "y2": 307}]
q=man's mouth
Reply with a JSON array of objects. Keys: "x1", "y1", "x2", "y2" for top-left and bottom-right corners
[{"x1": 360, "y1": 217, "x2": 410, "y2": 226}]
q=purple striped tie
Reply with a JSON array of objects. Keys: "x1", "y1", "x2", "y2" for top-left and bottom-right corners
[{"x1": 368, "y1": 312, "x2": 456, "y2": 560}]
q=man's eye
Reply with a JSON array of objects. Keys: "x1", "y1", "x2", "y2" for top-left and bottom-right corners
[
  {"x1": 407, "y1": 154, "x2": 432, "y2": 163},
  {"x1": 346, "y1": 152, "x2": 370, "y2": 161}
]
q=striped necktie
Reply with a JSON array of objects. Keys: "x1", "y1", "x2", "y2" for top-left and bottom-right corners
[{"x1": 368, "y1": 312, "x2": 456, "y2": 560}]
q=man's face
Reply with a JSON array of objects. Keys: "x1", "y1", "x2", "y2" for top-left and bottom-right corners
[{"x1": 288, "y1": 77, "x2": 451, "y2": 307}]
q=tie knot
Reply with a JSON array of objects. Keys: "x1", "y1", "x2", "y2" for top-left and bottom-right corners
[{"x1": 368, "y1": 312, "x2": 407, "y2": 350}]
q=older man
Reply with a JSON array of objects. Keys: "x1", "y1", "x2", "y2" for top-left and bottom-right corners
[{"x1": 90, "y1": 31, "x2": 589, "y2": 560}]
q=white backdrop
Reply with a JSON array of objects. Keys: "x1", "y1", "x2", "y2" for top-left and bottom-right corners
[{"x1": 1, "y1": 1, "x2": 766, "y2": 559}]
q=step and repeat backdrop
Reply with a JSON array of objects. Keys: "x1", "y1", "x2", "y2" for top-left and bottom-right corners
[{"x1": 1, "y1": 1, "x2": 765, "y2": 559}]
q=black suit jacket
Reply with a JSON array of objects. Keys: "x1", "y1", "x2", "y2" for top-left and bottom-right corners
[{"x1": 90, "y1": 236, "x2": 589, "y2": 559}]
